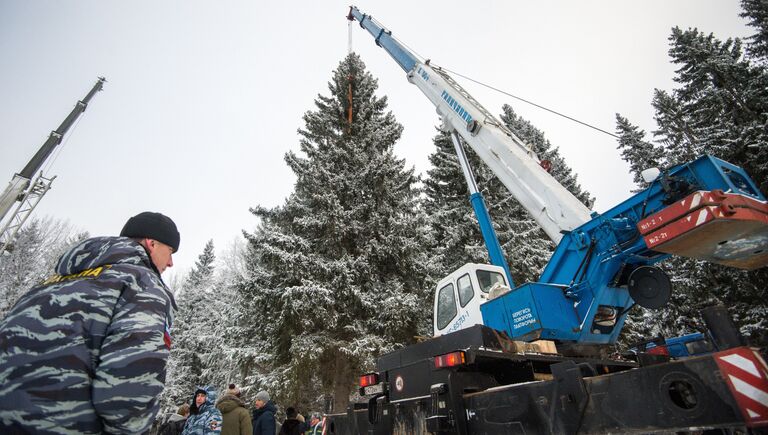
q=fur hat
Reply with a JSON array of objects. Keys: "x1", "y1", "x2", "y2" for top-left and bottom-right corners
[
  {"x1": 120, "y1": 211, "x2": 180, "y2": 252},
  {"x1": 177, "y1": 403, "x2": 191, "y2": 416},
  {"x1": 254, "y1": 390, "x2": 270, "y2": 403},
  {"x1": 226, "y1": 383, "x2": 241, "y2": 397}
]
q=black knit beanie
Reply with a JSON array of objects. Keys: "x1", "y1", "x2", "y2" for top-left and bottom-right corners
[
  {"x1": 190, "y1": 388, "x2": 208, "y2": 414},
  {"x1": 120, "y1": 211, "x2": 180, "y2": 252}
]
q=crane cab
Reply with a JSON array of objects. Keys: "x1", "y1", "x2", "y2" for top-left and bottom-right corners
[{"x1": 433, "y1": 263, "x2": 509, "y2": 337}]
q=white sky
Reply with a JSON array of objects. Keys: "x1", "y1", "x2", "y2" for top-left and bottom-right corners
[{"x1": 0, "y1": 1, "x2": 753, "y2": 285}]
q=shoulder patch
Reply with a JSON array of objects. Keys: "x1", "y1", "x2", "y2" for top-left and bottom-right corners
[{"x1": 163, "y1": 318, "x2": 172, "y2": 349}]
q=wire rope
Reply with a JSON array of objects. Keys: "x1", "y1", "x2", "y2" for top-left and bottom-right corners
[
  {"x1": 42, "y1": 112, "x2": 85, "y2": 175},
  {"x1": 433, "y1": 63, "x2": 620, "y2": 139}
]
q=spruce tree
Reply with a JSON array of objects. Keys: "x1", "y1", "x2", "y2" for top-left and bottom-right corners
[
  {"x1": 199, "y1": 239, "x2": 250, "y2": 397},
  {"x1": 499, "y1": 106, "x2": 592, "y2": 209},
  {"x1": 186, "y1": 239, "x2": 216, "y2": 289},
  {"x1": 740, "y1": 0, "x2": 768, "y2": 61},
  {"x1": 615, "y1": 114, "x2": 664, "y2": 189},
  {"x1": 423, "y1": 128, "x2": 492, "y2": 277},
  {"x1": 236, "y1": 53, "x2": 433, "y2": 411},
  {"x1": 0, "y1": 220, "x2": 46, "y2": 319},
  {"x1": 0, "y1": 217, "x2": 87, "y2": 319},
  {"x1": 659, "y1": 26, "x2": 768, "y2": 192},
  {"x1": 161, "y1": 240, "x2": 219, "y2": 410}
]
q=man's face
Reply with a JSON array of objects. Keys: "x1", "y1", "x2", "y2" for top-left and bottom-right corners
[
  {"x1": 254, "y1": 399, "x2": 264, "y2": 409},
  {"x1": 311, "y1": 417, "x2": 320, "y2": 426},
  {"x1": 145, "y1": 239, "x2": 174, "y2": 273},
  {"x1": 195, "y1": 392, "x2": 207, "y2": 407}
]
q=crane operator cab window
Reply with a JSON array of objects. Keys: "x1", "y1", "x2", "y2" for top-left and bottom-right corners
[
  {"x1": 436, "y1": 283, "x2": 457, "y2": 330},
  {"x1": 476, "y1": 269, "x2": 506, "y2": 293},
  {"x1": 457, "y1": 274, "x2": 474, "y2": 307}
]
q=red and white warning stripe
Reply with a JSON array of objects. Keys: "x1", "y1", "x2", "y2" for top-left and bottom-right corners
[
  {"x1": 637, "y1": 189, "x2": 768, "y2": 236},
  {"x1": 643, "y1": 206, "x2": 724, "y2": 248},
  {"x1": 715, "y1": 347, "x2": 768, "y2": 427},
  {"x1": 638, "y1": 190, "x2": 726, "y2": 234}
]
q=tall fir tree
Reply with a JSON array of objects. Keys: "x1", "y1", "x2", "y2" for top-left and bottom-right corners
[
  {"x1": 0, "y1": 217, "x2": 87, "y2": 319},
  {"x1": 186, "y1": 239, "x2": 216, "y2": 289},
  {"x1": 423, "y1": 128, "x2": 494, "y2": 277},
  {"x1": 740, "y1": 0, "x2": 768, "y2": 61},
  {"x1": 161, "y1": 239, "x2": 219, "y2": 410},
  {"x1": 615, "y1": 114, "x2": 664, "y2": 189},
  {"x1": 235, "y1": 53, "x2": 434, "y2": 411},
  {"x1": 199, "y1": 239, "x2": 251, "y2": 398},
  {"x1": 658, "y1": 26, "x2": 768, "y2": 192},
  {"x1": 615, "y1": 5, "x2": 768, "y2": 347}
]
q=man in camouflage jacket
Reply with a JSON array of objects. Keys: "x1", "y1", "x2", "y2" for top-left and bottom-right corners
[
  {"x1": 0, "y1": 211, "x2": 180, "y2": 434},
  {"x1": 183, "y1": 386, "x2": 223, "y2": 434}
]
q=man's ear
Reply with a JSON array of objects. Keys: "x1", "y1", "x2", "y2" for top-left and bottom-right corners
[{"x1": 141, "y1": 238, "x2": 155, "y2": 253}]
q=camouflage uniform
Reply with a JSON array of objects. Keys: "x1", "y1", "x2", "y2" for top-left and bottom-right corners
[
  {"x1": 0, "y1": 236, "x2": 176, "y2": 434},
  {"x1": 182, "y1": 386, "x2": 222, "y2": 435}
]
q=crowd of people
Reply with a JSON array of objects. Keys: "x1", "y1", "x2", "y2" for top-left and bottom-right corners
[{"x1": 152, "y1": 384, "x2": 324, "y2": 435}]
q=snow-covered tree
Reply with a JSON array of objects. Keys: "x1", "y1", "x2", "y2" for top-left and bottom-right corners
[
  {"x1": 236, "y1": 53, "x2": 434, "y2": 412},
  {"x1": 186, "y1": 239, "x2": 216, "y2": 289},
  {"x1": 615, "y1": 114, "x2": 664, "y2": 190},
  {"x1": 0, "y1": 217, "x2": 87, "y2": 319},
  {"x1": 500, "y1": 106, "x2": 593, "y2": 208},
  {"x1": 203, "y1": 237, "x2": 252, "y2": 395},
  {"x1": 161, "y1": 239, "x2": 220, "y2": 410},
  {"x1": 660, "y1": 26, "x2": 768, "y2": 192},
  {"x1": 740, "y1": 0, "x2": 768, "y2": 62},
  {"x1": 422, "y1": 128, "x2": 492, "y2": 276}
]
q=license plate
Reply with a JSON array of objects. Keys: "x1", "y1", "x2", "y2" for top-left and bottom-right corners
[{"x1": 364, "y1": 383, "x2": 384, "y2": 395}]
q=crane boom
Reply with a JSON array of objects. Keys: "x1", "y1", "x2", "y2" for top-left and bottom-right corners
[
  {"x1": 0, "y1": 77, "x2": 105, "y2": 247},
  {"x1": 347, "y1": 7, "x2": 592, "y2": 243},
  {"x1": 18, "y1": 77, "x2": 106, "y2": 180}
]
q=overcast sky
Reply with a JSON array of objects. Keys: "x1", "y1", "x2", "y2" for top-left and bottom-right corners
[{"x1": 0, "y1": 1, "x2": 753, "y2": 285}]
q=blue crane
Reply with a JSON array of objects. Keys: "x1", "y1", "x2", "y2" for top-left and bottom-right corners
[{"x1": 347, "y1": 7, "x2": 768, "y2": 345}]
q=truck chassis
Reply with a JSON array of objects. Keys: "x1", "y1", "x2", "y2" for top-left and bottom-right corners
[{"x1": 325, "y1": 326, "x2": 768, "y2": 434}]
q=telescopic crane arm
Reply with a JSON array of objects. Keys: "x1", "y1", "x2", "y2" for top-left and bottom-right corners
[
  {"x1": 18, "y1": 77, "x2": 106, "y2": 180},
  {"x1": 347, "y1": 7, "x2": 592, "y2": 244},
  {"x1": 0, "y1": 77, "x2": 105, "y2": 237}
]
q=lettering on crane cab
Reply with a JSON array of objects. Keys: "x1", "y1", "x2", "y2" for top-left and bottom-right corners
[
  {"x1": 440, "y1": 90, "x2": 473, "y2": 124},
  {"x1": 448, "y1": 309, "x2": 470, "y2": 333},
  {"x1": 512, "y1": 307, "x2": 537, "y2": 330}
]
